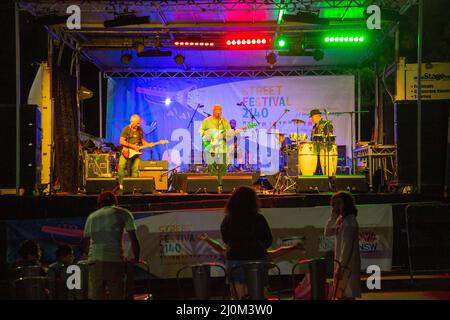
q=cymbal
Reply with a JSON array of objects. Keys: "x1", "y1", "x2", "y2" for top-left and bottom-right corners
[{"x1": 291, "y1": 119, "x2": 305, "y2": 124}]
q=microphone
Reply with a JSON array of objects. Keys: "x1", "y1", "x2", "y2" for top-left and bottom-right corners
[
  {"x1": 203, "y1": 112, "x2": 211, "y2": 116},
  {"x1": 237, "y1": 102, "x2": 243, "y2": 106},
  {"x1": 285, "y1": 109, "x2": 290, "y2": 112},
  {"x1": 198, "y1": 104, "x2": 204, "y2": 108}
]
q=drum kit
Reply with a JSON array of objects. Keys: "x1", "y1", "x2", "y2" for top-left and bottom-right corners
[{"x1": 270, "y1": 117, "x2": 338, "y2": 186}]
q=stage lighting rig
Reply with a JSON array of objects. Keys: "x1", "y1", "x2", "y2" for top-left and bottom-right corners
[{"x1": 104, "y1": 14, "x2": 151, "y2": 28}]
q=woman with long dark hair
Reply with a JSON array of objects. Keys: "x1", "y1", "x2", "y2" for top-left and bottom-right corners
[
  {"x1": 324, "y1": 191, "x2": 361, "y2": 300},
  {"x1": 221, "y1": 186, "x2": 273, "y2": 299}
]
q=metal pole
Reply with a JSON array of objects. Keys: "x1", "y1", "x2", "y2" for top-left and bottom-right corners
[
  {"x1": 15, "y1": 2, "x2": 21, "y2": 196},
  {"x1": 357, "y1": 70, "x2": 361, "y2": 142},
  {"x1": 99, "y1": 71, "x2": 103, "y2": 138},
  {"x1": 417, "y1": 0, "x2": 423, "y2": 193}
]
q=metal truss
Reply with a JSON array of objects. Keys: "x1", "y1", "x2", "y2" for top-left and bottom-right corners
[
  {"x1": 18, "y1": 0, "x2": 411, "y2": 15},
  {"x1": 103, "y1": 67, "x2": 352, "y2": 78}
]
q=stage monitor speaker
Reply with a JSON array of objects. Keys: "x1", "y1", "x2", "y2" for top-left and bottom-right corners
[
  {"x1": 286, "y1": 151, "x2": 299, "y2": 176},
  {"x1": 85, "y1": 178, "x2": 116, "y2": 194},
  {"x1": 333, "y1": 175, "x2": 369, "y2": 193},
  {"x1": 296, "y1": 176, "x2": 330, "y2": 193},
  {"x1": 222, "y1": 175, "x2": 253, "y2": 193},
  {"x1": 186, "y1": 176, "x2": 219, "y2": 194},
  {"x1": 123, "y1": 177, "x2": 154, "y2": 194}
]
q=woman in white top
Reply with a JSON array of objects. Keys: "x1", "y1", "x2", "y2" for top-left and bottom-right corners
[{"x1": 325, "y1": 191, "x2": 361, "y2": 300}]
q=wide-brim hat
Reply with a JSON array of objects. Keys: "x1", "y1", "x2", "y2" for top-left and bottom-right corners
[{"x1": 309, "y1": 109, "x2": 322, "y2": 117}]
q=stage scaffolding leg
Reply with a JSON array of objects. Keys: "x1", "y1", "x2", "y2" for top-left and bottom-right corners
[
  {"x1": 417, "y1": 0, "x2": 423, "y2": 193},
  {"x1": 15, "y1": 2, "x2": 21, "y2": 196}
]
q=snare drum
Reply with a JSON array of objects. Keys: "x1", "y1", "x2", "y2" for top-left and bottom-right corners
[{"x1": 298, "y1": 142, "x2": 318, "y2": 175}]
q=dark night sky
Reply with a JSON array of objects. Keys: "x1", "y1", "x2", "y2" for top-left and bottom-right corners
[{"x1": 0, "y1": 0, "x2": 449, "y2": 135}]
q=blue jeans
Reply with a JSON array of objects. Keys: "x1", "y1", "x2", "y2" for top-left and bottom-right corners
[{"x1": 118, "y1": 155, "x2": 140, "y2": 185}]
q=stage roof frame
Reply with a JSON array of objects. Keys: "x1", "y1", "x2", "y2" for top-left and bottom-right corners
[{"x1": 18, "y1": 0, "x2": 412, "y2": 71}]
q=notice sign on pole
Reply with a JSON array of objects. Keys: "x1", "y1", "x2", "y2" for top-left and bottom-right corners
[{"x1": 396, "y1": 57, "x2": 450, "y2": 101}]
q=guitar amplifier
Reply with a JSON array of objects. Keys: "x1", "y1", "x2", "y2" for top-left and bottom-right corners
[
  {"x1": 139, "y1": 160, "x2": 168, "y2": 191},
  {"x1": 85, "y1": 153, "x2": 112, "y2": 178}
]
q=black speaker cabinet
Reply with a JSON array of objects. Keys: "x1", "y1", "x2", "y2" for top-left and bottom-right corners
[
  {"x1": 186, "y1": 176, "x2": 219, "y2": 193},
  {"x1": 85, "y1": 178, "x2": 117, "y2": 194},
  {"x1": 333, "y1": 175, "x2": 369, "y2": 193},
  {"x1": 123, "y1": 177, "x2": 154, "y2": 194},
  {"x1": 296, "y1": 176, "x2": 330, "y2": 193},
  {"x1": 222, "y1": 175, "x2": 253, "y2": 193},
  {"x1": 0, "y1": 104, "x2": 41, "y2": 188},
  {"x1": 139, "y1": 160, "x2": 168, "y2": 191}
]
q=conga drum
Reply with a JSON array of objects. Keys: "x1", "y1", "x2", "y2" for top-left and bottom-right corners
[
  {"x1": 319, "y1": 143, "x2": 338, "y2": 176},
  {"x1": 298, "y1": 142, "x2": 318, "y2": 175}
]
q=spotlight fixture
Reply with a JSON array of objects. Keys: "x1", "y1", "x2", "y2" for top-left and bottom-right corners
[
  {"x1": 174, "y1": 54, "x2": 185, "y2": 65},
  {"x1": 78, "y1": 86, "x2": 93, "y2": 100},
  {"x1": 225, "y1": 37, "x2": 269, "y2": 48},
  {"x1": 174, "y1": 41, "x2": 215, "y2": 47},
  {"x1": 137, "y1": 50, "x2": 172, "y2": 57},
  {"x1": 135, "y1": 42, "x2": 145, "y2": 54},
  {"x1": 104, "y1": 14, "x2": 151, "y2": 28},
  {"x1": 33, "y1": 14, "x2": 70, "y2": 25},
  {"x1": 266, "y1": 52, "x2": 277, "y2": 65},
  {"x1": 120, "y1": 53, "x2": 132, "y2": 65},
  {"x1": 312, "y1": 49, "x2": 324, "y2": 61}
]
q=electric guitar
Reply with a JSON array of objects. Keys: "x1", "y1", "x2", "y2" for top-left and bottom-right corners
[
  {"x1": 122, "y1": 140, "x2": 169, "y2": 159},
  {"x1": 202, "y1": 123, "x2": 258, "y2": 153}
]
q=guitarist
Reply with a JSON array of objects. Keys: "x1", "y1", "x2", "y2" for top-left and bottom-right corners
[
  {"x1": 199, "y1": 104, "x2": 232, "y2": 190},
  {"x1": 118, "y1": 114, "x2": 156, "y2": 190}
]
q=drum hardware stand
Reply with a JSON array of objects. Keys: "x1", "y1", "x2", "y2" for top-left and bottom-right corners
[
  {"x1": 188, "y1": 103, "x2": 204, "y2": 172},
  {"x1": 272, "y1": 167, "x2": 297, "y2": 194}
]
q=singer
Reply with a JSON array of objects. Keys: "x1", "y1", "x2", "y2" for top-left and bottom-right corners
[{"x1": 199, "y1": 104, "x2": 232, "y2": 189}]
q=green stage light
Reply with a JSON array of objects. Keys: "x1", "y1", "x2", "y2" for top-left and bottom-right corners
[
  {"x1": 359, "y1": 36, "x2": 364, "y2": 42},
  {"x1": 323, "y1": 34, "x2": 367, "y2": 45},
  {"x1": 325, "y1": 37, "x2": 329, "y2": 42},
  {"x1": 276, "y1": 37, "x2": 287, "y2": 49},
  {"x1": 344, "y1": 37, "x2": 349, "y2": 42},
  {"x1": 339, "y1": 37, "x2": 344, "y2": 42}
]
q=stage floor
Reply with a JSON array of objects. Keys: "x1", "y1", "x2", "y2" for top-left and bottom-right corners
[{"x1": 0, "y1": 191, "x2": 447, "y2": 220}]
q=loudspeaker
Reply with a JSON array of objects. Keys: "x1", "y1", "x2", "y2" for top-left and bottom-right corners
[
  {"x1": 85, "y1": 178, "x2": 116, "y2": 194},
  {"x1": 222, "y1": 175, "x2": 253, "y2": 193},
  {"x1": 139, "y1": 160, "x2": 168, "y2": 191},
  {"x1": 337, "y1": 145, "x2": 347, "y2": 167},
  {"x1": 123, "y1": 177, "x2": 154, "y2": 194},
  {"x1": 296, "y1": 176, "x2": 330, "y2": 193},
  {"x1": 0, "y1": 104, "x2": 41, "y2": 188},
  {"x1": 286, "y1": 151, "x2": 299, "y2": 176},
  {"x1": 186, "y1": 176, "x2": 219, "y2": 193},
  {"x1": 332, "y1": 175, "x2": 369, "y2": 193}
]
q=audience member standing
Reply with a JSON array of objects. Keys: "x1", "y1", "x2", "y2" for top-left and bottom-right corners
[
  {"x1": 221, "y1": 186, "x2": 273, "y2": 299},
  {"x1": 324, "y1": 192, "x2": 361, "y2": 300},
  {"x1": 83, "y1": 192, "x2": 140, "y2": 300}
]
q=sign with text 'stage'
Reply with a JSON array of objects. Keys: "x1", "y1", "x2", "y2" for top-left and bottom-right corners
[{"x1": 396, "y1": 58, "x2": 450, "y2": 101}]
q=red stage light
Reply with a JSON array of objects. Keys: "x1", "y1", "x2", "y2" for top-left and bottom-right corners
[
  {"x1": 232, "y1": 40, "x2": 236, "y2": 45},
  {"x1": 195, "y1": 42, "x2": 199, "y2": 46},
  {"x1": 204, "y1": 43, "x2": 209, "y2": 46},
  {"x1": 200, "y1": 42, "x2": 204, "y2": 46},
  {"x1": 190, "y1": 42, "x2": 194, "y2": 46},
  {"x1": 237, "y1": 40, "x2": 241, "y2": 45},
  {"x1": 261, "y1": 38, "x2": 267, "y2": 44},
  {"x1": 174, "y1": 42, "x2": 179, "y2": 46},
  {"x1": 210, "y1": 43, "x2": 214, "y2": 46},
  {"x1": 256, "y1": 39, "x2": 261, "y2": 44},
  {"x1": 226, "y1": 40, "x2": 231, "y2": 45},
  {"x1": 251, "y1": 39, "x2": 256, "y2": 44}
]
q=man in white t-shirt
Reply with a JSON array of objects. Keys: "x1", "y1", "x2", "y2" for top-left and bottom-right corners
[{"x1": 83, "y1": 192, "x2": 140, "y2": 300}]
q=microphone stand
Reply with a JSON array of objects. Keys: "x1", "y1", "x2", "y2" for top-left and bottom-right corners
[
  {"x1": 326, "y1": 110, "x2": 369, "y2": 174},
  {"x1": 239, "y1": 102, "x2": 260, "y2": 170},
  {"x1": 187, "y1": 104, "x2": 203, "y2": 172},
  {"x1": 269, "y1": 109, "x2": 290, "y2": 172}
]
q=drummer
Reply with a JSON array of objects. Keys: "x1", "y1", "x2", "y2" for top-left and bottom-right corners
[{"x1": 309, "y1": 109, "x2": 334, "y2": 141}]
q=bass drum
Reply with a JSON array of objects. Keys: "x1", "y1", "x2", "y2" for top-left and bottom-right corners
[
  {"x1": 298, "y1": 142, "x2": 318, "y2": 176},
  {"x1": 319, "y1": 143, "x2": 338, "y2": 176}
]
